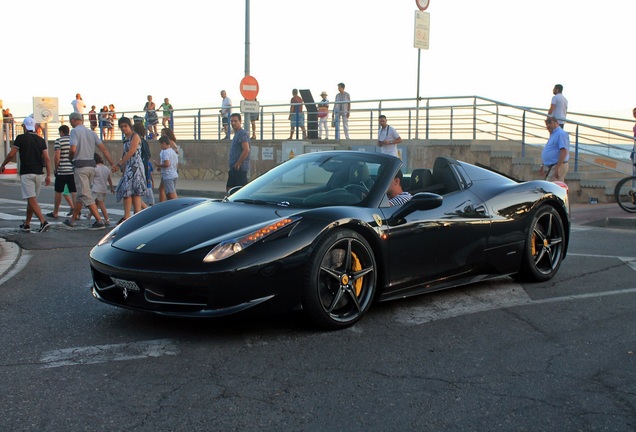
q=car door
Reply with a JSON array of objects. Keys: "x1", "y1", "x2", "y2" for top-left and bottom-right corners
[{"x1": 381, "y1": 188, "x2": 491, "y2": 297}]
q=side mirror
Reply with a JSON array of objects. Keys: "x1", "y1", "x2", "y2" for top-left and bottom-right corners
[
  {"x1": 226, "y1": 185, "x2": 242, "y2": 197},
  {"x1": 390, "y1": 192, "x2": 443, "y2": 222}
]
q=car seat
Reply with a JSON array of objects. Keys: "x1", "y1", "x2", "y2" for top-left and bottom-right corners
[
  {"x1": 347, "y1": 162, "x2": 374, "y2": 198},
  {"x1": 431, "y1": 157, "x2": 460, "y2": 194}
]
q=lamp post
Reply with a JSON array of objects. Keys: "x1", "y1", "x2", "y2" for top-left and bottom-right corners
[{"x1": 245, "y1": 0, "x2": 250, "y2": 77}]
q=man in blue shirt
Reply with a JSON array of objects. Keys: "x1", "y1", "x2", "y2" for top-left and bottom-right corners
[
  {"x1": 540, "y1": 116, "x2": 570, "y2": 182},
  {"x1": 226, "y1": 113, "x2": 250, "y2": 192}
]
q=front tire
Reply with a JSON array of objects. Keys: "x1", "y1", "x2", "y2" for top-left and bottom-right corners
[
  {"x1": 516, "y1": 206, "x2": 565, "y2": 282},
  {"x1": 303, "y1": 229, "x2": 377, "y2": 330}
]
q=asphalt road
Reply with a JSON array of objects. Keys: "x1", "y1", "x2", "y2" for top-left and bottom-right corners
[{"x1": 0, "y1": 182, "x2": 635, "y2": 431}]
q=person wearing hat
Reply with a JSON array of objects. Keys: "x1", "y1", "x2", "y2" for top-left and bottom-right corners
[
  {"x1": 317, "y1": 91, "x2": 329, "y2": 139},
  {"x1": 0, "y1": 116, "x2": 52, "y2": 232}
]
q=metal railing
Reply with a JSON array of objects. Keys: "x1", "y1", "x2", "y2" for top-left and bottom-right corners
[{"x1": 4, "y1": 96, "x2": 635, "y2": 174}]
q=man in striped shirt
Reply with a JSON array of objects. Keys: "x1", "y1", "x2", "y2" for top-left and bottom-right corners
[
  {"x1": 47, "y1": 125, "x2": 76, "y2": 218},
  {"x1": 387, "y1": 170, "x2": 412, "y2": 206}
]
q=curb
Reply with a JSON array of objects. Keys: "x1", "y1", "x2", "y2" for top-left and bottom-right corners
[
  {"x1": 584, "y1": 218, "x2": 636, "y2": 230},
  {"x1": 0, "y1": 238, "x2": 20, "y2": 282}
]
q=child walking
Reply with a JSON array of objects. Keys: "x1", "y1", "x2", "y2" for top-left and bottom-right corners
[
  {"x1": 93, "y1": 153, "x2": 114, "y2": 225},
  {"x1": 154, "y1": 136, "x2": 178, "y2": 201}
]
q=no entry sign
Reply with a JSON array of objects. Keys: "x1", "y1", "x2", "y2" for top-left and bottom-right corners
[{"x1": 240, "y1": 75, "x2": 259, "y2": 101}]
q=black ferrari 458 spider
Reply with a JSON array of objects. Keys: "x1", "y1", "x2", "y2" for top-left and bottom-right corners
[{"x1": 90, "y1": 151, "x2": 569, "y2": 329}]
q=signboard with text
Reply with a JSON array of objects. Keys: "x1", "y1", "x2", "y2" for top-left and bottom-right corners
[
  {"x1": 32, "y1": 97, "x2": 59, "y2": 123},
  {"x1": 414, "y1": 11, "x2": 430, "y2": 50},
  {"x1": 240, "y1": 100, "x2": 260, "y2": 114}
]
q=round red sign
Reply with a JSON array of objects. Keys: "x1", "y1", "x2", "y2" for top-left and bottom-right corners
[
  {"x1": 415, "y1": 0, "x2": 430, "y2": 11},
  {"x1": 240, "y1": 75, "x2": 259, "y2": 101}
]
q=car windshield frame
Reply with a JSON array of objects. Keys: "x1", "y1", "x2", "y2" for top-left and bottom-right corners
[{"x1": 227, "y1": 151, "x2": 402, "y2": 208}]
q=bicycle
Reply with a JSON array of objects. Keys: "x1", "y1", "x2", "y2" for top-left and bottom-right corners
[{"x1": 614, "y1": 163, "x2": 636, "y2": 213}]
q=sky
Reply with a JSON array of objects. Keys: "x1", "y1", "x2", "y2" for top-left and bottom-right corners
[{"x1": 2, "y1": 0, "x2": 635, "y2": 120}]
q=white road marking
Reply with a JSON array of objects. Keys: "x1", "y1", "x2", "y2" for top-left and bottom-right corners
[
  {"x1": 40, "y1": 339, "x2": 179, "y2": 369},
  {"x1": 569, "y1": 253, "x2": 636, "y2": 271},
  {"x1": 0, "y1": 198, "x2": 124, "y2": 220},
  {"x1": 0, "y1": 249, "x2": 31, "y2": 286},
  {"x1": 394, "y1": 282, "x2": 636, "y2": 326}
]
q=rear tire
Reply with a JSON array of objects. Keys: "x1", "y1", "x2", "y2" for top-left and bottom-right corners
[
  {"x1": 516, "y1": 206, "x2": 565, "y2": 282},
  {"x1": 614, "y1": 176, "x2": 636, "y2": 213},
  {"x1": 303, "y1": 229, "x2": 376, "y2": 330}
]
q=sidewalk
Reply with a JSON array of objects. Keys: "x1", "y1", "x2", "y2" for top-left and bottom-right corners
[
  {"x1": 569, "y1": 202, "x2": 636, "y2": 228},
  {"x1": 174, "y1": 178, "x2": 227, "y2": 199}
]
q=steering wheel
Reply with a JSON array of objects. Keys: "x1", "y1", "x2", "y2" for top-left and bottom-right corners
[{"x1": 344, "y1": 183, "x2": 369, "y2": 198}]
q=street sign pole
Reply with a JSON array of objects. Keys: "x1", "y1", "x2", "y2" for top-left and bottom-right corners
[
  {"x1": 245, "y1": 0, "x2": 250, "y2": 78},
  {"x1": 413, "y1": 8, "x2": 430, "y2": 141},
  {"x1": 416, "y1": 48, "x2": 421, "y2": 140}
]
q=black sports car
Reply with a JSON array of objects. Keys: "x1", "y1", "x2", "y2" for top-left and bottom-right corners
[{"x1": 90, "y1": 151, "x2": 569, "y2": 330}]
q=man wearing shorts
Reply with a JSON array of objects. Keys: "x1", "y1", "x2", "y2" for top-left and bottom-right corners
[
  {"x1": 47, "y1": 124, "x2": 76, "y2": 218},
  {"x1": 0, "y1": 117, "x2": 51, "y2": 232},
  {"x1": 64, "y1": 112, "x2": 115, "y2": 230}
]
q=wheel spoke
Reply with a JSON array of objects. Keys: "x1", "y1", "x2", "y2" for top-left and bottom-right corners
[
  {"x1": 344, "y1": 239, "x2": 352, "y2": 270},
  {"x1": 320, "y1": 265, "x2": 342, "y2": 281},
  {"x1": 533, "y1": 227, "x2": 546, "y2": 243},
  {"x1": 343, "y1": 287, "x2": 362, "y2": 313},
  {"x1": 326, "y1": 287, "x2": 345, "y2": 314},
  {"x1": 351, "y1": 266, "x2": 373, "y2": 281}
]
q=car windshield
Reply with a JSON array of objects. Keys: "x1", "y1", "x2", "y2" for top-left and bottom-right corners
[{"x1": 228, "y1": 152, "x2": 393, "y2": 208}]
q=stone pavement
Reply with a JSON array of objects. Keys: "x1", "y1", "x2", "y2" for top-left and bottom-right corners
[{"x1": 1, "y1": 177, "x2": 635, "y2": 282}]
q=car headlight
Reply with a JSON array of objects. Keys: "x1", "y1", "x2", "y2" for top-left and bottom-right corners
[{"x1": 203, "y1": 217, "x2": 297, "y2": 262}]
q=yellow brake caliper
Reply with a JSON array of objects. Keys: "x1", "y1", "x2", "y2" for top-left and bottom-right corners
[{"x1": 351, "y1": 252, "x2": 363, "y2": 296}]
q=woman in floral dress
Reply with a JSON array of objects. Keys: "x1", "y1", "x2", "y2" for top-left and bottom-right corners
[{"x1": 112, "y1": 116, "x2": 147, "y2": 223}]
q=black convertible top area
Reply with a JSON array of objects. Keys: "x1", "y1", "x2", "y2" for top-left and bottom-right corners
[
  {"x1": 403, "y1": 157, "x2": 463, "y2": 195},
  {"x1": 404, "y1": 157, "x2": 518, "y2": 196}
]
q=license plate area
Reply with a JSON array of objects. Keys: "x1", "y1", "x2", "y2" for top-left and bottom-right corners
[{"x1": 112, "y1": 277, "x2": 141, "y2": 291}]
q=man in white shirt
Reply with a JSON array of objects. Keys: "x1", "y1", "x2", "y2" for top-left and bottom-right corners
[
  {"x1": 71, "y1": 93, "x2": 86, "y2": 114},
  {"x1": 548, "y1": 84, "x2": 568, "y2": 128},
  {"x1": 377, "y1": 115, "x2": 402, "y2": 158},
  {"x1": 220, "y1": 90, "x2": 232, "y2": 139}
]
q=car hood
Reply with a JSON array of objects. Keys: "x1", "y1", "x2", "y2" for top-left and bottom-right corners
[{"x1": 111, "y1": 201, "x2": 294, "y2": 255}]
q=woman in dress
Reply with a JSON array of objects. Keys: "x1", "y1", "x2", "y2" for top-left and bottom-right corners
[{"x1": 112, "y1": 116, "x2": 147, "y2": 223}]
